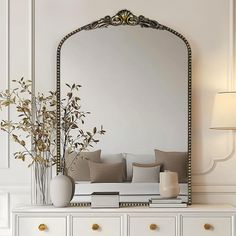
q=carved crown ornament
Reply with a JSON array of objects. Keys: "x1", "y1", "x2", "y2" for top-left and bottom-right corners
[{"x1": 82, "y1": 9, "x2": 166, "y2": 30}]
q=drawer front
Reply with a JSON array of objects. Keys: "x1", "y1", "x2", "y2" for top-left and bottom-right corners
[
  {"x1": 72, "y1": 216, "x2": 121, "y2": 236},
  {"x1": 129, "y1": 216, "x2": 176, "y2": 236},
  {"x1": 182, "y1": 216, "x2": 232, "y2": 236},
  {"x1": 18, "y1": 216, "x2": 67, "y2": 236}
]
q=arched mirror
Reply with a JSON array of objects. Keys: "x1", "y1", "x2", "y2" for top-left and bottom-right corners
[{"x1": 56, "y1": 10, "x2": 192, "y2": 206}]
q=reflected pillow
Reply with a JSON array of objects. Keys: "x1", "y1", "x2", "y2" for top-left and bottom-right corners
[
  {"x1": 65, "y1": 149, "x2": 101, "y2": 181},
  {"x1": 132, "y1": 163, "x2": 161, "y2": 183},
  {"x1": 125, "y1": 153, "x2": 156, "y2": 180},
  {"x1": 88, "y1": 161, "x2": 124, "y2": 183},
  {"x1": 154, "y1": 149, "x2": 188, "y2": 183},
  {"x1": 101, "y1": 153, "x2": 127, "y2": 180}
]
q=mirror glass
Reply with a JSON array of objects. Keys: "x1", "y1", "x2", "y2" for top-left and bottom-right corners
[
  {"x1": 61, "y1": 27, "x2": 188, "y2": 153},
  {"x1": 59, "y1": 12, "x2": 191, "y2": 205}
]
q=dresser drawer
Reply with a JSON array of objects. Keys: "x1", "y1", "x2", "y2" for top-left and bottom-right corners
[
  {"x1": 182, "y1": 216, "x2": 232, "y2": 236},
  {"x1": 129, "y1": 216, "x2": 176, "y2": 236},
  {"x1": 72, "y1": 216, "x2": 122, "y2": 236},
  {"x1": 17, "y1": 216, "x2": 67, "y2": 236}
]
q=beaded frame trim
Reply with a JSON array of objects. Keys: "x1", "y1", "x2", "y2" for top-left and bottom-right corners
[{"x1": 56, "y1": 9, "x2": 192, "y2": 206}]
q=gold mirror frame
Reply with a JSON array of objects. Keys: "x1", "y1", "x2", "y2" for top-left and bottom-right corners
[{"x1": 56, "y1": 9, "x2": 192, "y2": 206}]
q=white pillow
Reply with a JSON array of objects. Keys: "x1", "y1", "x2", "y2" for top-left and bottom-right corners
[
  {"x1": 124, "y1": 153, "x2": 156, "y2": 180},
  {"x1": 132, "y1": 165, "x2": 160, "y2": 183}
]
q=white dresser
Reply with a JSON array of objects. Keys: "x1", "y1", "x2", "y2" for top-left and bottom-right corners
[{"x1": 12, "y1": 205, "x2": 236, "y2": 236}]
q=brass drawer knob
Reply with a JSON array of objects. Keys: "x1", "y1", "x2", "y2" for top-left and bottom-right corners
[
  {"x1": 204, "y1": 223, "x2": 213, "y2": 230},
  {"x1": 38, "y1": 224, "x2": 47, "y2": 231},
  {"x1": 92, "y1": 223, "x2": 100, "y2": 230},
  {"x1": 149, "y1": 223, "x2": 158, "y2": 230}
]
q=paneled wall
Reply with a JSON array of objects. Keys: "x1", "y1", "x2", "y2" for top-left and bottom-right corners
[
  {"x1": 0, "y1": 0, "x2": 235, "y2": 235},
  {"x1": 0, "y1": 1, "x2": 31, "y2": 236}
]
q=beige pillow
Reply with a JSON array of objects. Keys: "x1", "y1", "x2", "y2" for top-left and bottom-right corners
[
  {"x1": 101, "y1": 153, "x2": 127, "y2": 180},
  {"x1": 88, "y1": 161, "x2": 124, "y2": 183},
  {"x1": 154, "y1": 149, "x2": 188, "y2": 183},
  {"x1": 132, "y1": 163, "x2": 161, "y2": 183},
  {"x1": 65, "y1": 150, "x2": 101, "y2": 181},
  {"x1": 133, "y1": 162, "x2": 161, "y2": 168}
]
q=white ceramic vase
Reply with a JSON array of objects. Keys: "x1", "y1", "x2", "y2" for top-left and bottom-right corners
[
  {"x1": 50, "y1": 174, "x2": 73, "y2": 207},
  {"x1": 159, "y1": 171, "x2": 180, "y2": 198}
]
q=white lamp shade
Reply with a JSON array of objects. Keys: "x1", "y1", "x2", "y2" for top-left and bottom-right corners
[{"x1": 211, "y1": 92, "x2": 236, "y2": 130}]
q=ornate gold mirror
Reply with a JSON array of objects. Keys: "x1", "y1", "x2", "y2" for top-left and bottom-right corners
[{"x1": 56, "y1": 10, "x2": 192, "y2": 205}]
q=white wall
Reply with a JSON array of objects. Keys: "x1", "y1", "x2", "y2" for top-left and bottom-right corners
[{"x1": 0, "y1": 0, "x2": 235, "y2": 235}]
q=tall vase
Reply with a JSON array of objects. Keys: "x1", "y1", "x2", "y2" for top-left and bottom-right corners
[{"x1": 31, "y1": 162, "x2": 52, "y2": 205}]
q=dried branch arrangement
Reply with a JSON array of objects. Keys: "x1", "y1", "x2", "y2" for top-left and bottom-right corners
[{"x1": 0, "y1": 78, "x2": 105, "y2": 171}]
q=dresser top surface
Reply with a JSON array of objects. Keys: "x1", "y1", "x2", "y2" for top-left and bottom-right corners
[{"x1": 13, "y1": 204, "x2": 236, "y2": 213}]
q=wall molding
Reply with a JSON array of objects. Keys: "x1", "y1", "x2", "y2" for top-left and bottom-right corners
[
  {"x1": 0, "y1": 0, "x2": 10, "y2": 169},
  {"x1": 192, "y1": 192, "x2": 236, "y2": 206},
  {"x1": 0, "y1": 185, "x2": 30, "y2": 194},
  {"x1": 31, "y1": 0, "x2": 35, "y2": 95},
  {"x1": 193, "y1": 185, "x2": 236, "y2": 194},
  {"x1": 0, "y1": 193, "x2": 9, "y2": 229},
  {"x1": 0, "y1": 186, "x2": 30, "y2": 234},
  {"x1": 193, "y1": 0, "x2": 236, "y2": 176}
]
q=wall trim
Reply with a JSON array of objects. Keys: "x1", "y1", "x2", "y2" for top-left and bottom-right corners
[
  {"x1": 0, "y1": 0, "x2": 10, "y2": 169},
  {"x1": 193, "y1": 0, "x2": 236, "y2": 175},
  {"x1": 0, "y1": 193, "x2": 9, "y2": 229},
  {"x1": 0, "y1": 185, "x2": 30, "y2": 194},
  {"x1": 0, "y1": 186, "x2": 30, "y2": 234},
  {"x1": 192, "y1": 192, "x2": 236, "y2": 206},
  {"x1": 31, "y1": 0, "x2": 35, "y2": 96},
  {"x1": 193, "y1": 185, "x2": 236, "y2": 193}
]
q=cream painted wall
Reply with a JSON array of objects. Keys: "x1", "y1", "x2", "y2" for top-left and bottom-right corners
[{"x1": 0, "y1": 0, "x2": 235, "y2": 235}]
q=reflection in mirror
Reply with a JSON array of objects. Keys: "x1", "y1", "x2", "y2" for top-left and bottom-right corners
[
  {"x1": 57, "y1": 10, "x2": 191, "y2": 205},
  {"x1": 61, "y1": 27, "x2": 188, "y2": 153}
]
